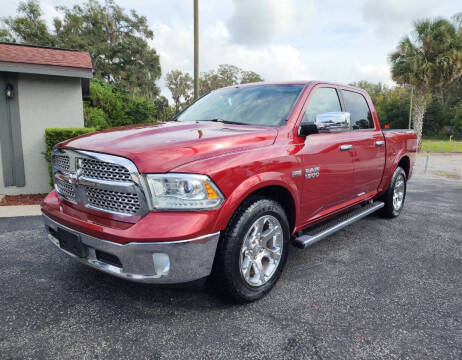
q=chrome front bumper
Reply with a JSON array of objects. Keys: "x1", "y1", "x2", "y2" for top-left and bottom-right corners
[{"x1": 43, "y1": 215, "x2": 220, "y2": 284}]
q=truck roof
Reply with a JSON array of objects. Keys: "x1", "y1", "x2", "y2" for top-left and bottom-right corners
[{"x1": 219, "y1": 80, "x2": 366, "y2": 93}]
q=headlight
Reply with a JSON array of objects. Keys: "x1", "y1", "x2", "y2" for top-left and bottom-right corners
[{"x1": 145, "y1": 174, "x2": 225, "y2": 210}]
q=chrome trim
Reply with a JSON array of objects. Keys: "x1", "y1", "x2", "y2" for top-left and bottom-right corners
[
  {"x1": 291, "y1": 170, "x2": 302, "y2": 178},
  {"x1": 315, "y1": 111, "x2": 350, "y2": 131},
  {"x1": 78, "y1": 176, "x2": 135, "y2": 190},
  {"x1": 43, "y1": 214, "x2": 220, "y2": 284},
  {"x1": 51, "y1": 148, "x2": 149, "y2": 218},
  {"x1": 305, "y1": 167, "x2": 320, "y2": 179},
  {"x1": 293, "y1": 202, "x2": 384, "y2": 248},
  {"x1": 375, "y1": 140, "x2": 385, "y2": 146},
  {"x1": 340, "y1": 144, "x2": 353, "y2": 151}
]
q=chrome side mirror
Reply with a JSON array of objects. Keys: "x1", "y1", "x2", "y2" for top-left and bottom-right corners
[
  {"x1": 298, "y1": 111, "x2": 350, "y2": 136},
  {"x1": 315, "y1": 112, "x2": 350, "y2": 131}
]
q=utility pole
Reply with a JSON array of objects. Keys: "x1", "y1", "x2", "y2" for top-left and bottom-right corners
[
  {"x1": 408, "y1": 86, "x2": 413, "y2": 129},
  {"x1": 194, "y1": 0, "x2": 199, "y2": 99}
]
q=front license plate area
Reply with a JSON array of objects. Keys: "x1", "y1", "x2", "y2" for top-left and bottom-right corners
[{"x1": 57, "y1": 228, "x2": 88, "y2": 258}]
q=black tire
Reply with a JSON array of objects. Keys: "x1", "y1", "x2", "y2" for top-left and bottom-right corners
[
  {"x1": 211, "y1": 196, "x2": 290, "y2": 303},
  {"x1": 380, "y1": 166, "x2": 407, "y2": 218}
]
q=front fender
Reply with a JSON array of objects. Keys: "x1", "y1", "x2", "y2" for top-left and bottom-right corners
[{"x1": 212, "y1": 172, "x2": 300, "y2": 232}]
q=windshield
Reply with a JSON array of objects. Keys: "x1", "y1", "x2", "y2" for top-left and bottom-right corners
[{"x1": 176, "y1": 84, "x2": 304, "y2": 126}]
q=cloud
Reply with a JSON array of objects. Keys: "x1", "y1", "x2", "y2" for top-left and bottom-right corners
[
  {"x1": 6, "y1": 0, "x2": 457, "y2": 102},
  {"x1": 227, "y1": 0, "x2": 314, "y2": 46},
  {"x1": 353, "y1": 62, "x2": 394, "y2": 86},
  {"x1": 151, "y1": 20, "x2": 312, "y2": 100},
  {"x1": 360, "y1": 0, "x2": 446, "y2": 39}
]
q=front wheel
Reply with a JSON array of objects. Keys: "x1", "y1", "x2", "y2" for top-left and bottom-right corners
[
  {"x1": 212, "y1": 197, "x2": 290, "y2": 302},
  {"x1": 380, "y1": 166, "x2": 407, "y2": 218}
]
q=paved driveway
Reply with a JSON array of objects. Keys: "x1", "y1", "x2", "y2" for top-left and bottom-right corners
[{"x1": 1, "y1": 176, "x2": 461, "y2": 359}]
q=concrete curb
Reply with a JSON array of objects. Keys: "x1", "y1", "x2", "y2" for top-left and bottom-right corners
[{"x1": 0, "y1": 205, "x2": 41, "y2": 218}]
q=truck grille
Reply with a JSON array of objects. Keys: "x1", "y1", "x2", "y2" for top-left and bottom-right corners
[
  {"x1": 85, "y1": 187, "x2": 140, "y2": 215},
  {"x1": 51, "y1": 149, "x2": 147, "y2": 217},
  {"x1": 80, "y1": 158, "x2": 132, "y2": 182},
  {"x1": 55, "y1": 177, "x2": 76, "y2": 202},
  {"x1": 52, "y1": 154, "x2": 70, "y2": 173}
]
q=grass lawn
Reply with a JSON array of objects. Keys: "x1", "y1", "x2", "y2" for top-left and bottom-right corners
[{"x1": 421, "y1": 139, "x2": 462, "y2": 153}]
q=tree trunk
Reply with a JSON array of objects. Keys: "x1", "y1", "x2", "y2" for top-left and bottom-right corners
[{"x1": 412, "y1": 89, "x2": 429, "y2": 151}]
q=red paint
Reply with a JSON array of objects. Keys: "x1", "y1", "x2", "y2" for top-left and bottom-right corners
[{"x1": 42, "y1": 81, "x2": 417, "y2": 243}]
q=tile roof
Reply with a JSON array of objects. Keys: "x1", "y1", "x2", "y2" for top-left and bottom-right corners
[{"x1": 0, "y1": 43, "x2": 92, "y2": 70}]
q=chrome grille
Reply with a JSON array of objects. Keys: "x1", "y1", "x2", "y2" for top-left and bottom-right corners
[
  {"x1": 80, "y1": 158, "x2": 132, "y2": 182},
  {"x1": 85, "y1": 187, "x2": 140, "y2": 215},
  {"x1": 52, "y1": 154, "x2": 70, "y2": 173},
  {"x1": 51, "y1": 149, "x2": 147, "y2": 218},
  {"x1": 55, "y1": 177, "x2": 76, "y2": 202}
]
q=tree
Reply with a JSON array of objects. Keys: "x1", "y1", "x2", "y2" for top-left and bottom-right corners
[
  {"x1": 165, "y1": 70, "x2": 193, "y2": 112},
  {"x1": 349, "y1": 81, "x2": 385, "y2": 102},
  {"x1": 1, "y1": 0, "x2": 162, "y2": 100},
  {"x1": 154, "y1": 96, "x2": 175, "y2": 122},
  {"x1": 54, "y1": 0, "x2": 161, "y2": 100},
  {"x1": 0, "y1": 0, "x2": 55, "y2": 45},
  {"x1": 199, "y1": 64, "x2": 241, "y2": 95},
  {"x1": 84, "y1": 79, "x2": 156, "y2": 129},
  {"x1": 390, "y1": 15, "x2": 462, "y2": 148},
  {"x1": 451, "y1": 99, "x2": 462, "y2": 136},
  {"x1": 240, "y1": 70, "x2": 264, "y2": 84},
  {"x1": 199, "y1": 64, "x2": 264, "y2": 96},
  {"x1": 351, "y1": 81, "x2": 410, "y2": 130},
  {"x1": 166, "y1": 65, "x2": 264, "y2": 111},
  {"x1": 375, "y1": 87, "x2": 410, "y2": 130}
]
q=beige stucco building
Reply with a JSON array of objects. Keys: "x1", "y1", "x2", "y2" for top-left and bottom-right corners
[{"x1": 0, "y1": 43, "x2": 92, "y2": 195}]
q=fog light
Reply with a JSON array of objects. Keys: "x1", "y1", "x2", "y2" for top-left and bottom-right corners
[{"x1": 152, "y1": 253, "x2": 170, "y2": 276}]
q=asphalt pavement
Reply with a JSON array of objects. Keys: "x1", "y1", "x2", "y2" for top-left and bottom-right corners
[{"x1": 1, "y1": 176, "x2": 461, "y2": 359}]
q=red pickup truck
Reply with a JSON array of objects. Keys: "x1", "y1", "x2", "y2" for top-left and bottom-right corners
[{"x1": 42, "y1": 81, "x2": 417, "y2": 302}]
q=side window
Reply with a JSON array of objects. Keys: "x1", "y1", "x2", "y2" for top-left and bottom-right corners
[
  {"x1": 302, "y1": 87, "x2": 341, "y2": 124},
  {"x1": 341, "y1": 90, "x2": 374, "y2": 129}
]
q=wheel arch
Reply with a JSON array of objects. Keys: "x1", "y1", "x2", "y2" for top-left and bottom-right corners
[
  {"x1": 250, "y1": 185, "x2": 296, "y2": 233},
  {"x1": 378, "y1": 153, "x2": 411, "y2": 198},
  {"x1": 213, "y1": 174, "x2": 299, "y2": 235},
  {"x1": 397, "y1": 155, "x2": 411, "y2": 179}
]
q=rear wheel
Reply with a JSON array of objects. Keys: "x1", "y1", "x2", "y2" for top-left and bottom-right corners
[
  {"x1": 380, "y1": 166, "x2": 407, "y2": 218},
  {"x1": 212, "y1": 197, "x2": 290, "y2": 302}
]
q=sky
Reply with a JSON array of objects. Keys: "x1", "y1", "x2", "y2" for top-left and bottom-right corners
[{"x1": 3, "y1": 0, "x2": 461, "y2": 100}]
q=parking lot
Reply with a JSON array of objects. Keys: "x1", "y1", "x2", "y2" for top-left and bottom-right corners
[{"x1": 1, "y1": 175, "x2": 461, "y2": 359}]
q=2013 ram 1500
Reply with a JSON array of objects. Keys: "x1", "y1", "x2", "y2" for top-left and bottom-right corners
[{"x1": 42, "y1": 81, "x2": 417, "y2": 302}]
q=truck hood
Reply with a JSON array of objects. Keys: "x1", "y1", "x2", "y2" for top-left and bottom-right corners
[{"x1": 59, "y1": 121, "x2": 277, "y2": 173}]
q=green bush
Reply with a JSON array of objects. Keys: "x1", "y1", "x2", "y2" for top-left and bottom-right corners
[
  {"x1": 44, "y1": 128, "x2": 96, "y2": 187},
  {"x1": 84, "y1": 107, "x2": 110, "y2": 129},
  {"x1": 84, "y1": 79, "x2": 157, "y2": 129}
]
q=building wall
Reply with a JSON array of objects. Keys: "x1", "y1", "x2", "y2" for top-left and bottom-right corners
[{"x1": 0, "y1": 74, "x2": 84, "y2": 195}]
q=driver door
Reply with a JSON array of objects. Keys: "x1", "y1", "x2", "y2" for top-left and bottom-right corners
[{"x1": 298, "y1": 86, "x2": 357, "y2": 224}]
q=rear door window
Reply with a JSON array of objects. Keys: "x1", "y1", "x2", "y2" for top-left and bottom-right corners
[{"x1": 341, "y1": 90, "x2": 374, "y2": 130}]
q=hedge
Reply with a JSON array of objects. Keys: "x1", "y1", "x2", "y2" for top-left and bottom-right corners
[
  {"x1": 44, "y1": 128, "x2": 96, "y2": 187},
  {"x1": 84, "y1": 79, "x2": 157, "y2": 129}
]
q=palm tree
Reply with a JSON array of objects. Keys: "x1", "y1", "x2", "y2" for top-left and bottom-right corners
[{"x1": 390, "y1": 15, "x2": 462, "y2": 148}]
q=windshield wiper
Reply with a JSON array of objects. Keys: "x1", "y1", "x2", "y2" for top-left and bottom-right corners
[{"x1": 199, "y1": 118, "x2": 245, "y2": 125}]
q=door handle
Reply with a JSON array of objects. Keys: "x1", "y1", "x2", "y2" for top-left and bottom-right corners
[
  {"x1": 375, "y1": 140, "x2": 385, "y2": 146},
  {"x1": 340, "y1": 144, "x2": 353, "y2": 151}
]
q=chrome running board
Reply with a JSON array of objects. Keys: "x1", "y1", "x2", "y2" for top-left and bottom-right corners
[{"x1": 292, "y1": 201, "x2": 384, "y2": 249}]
